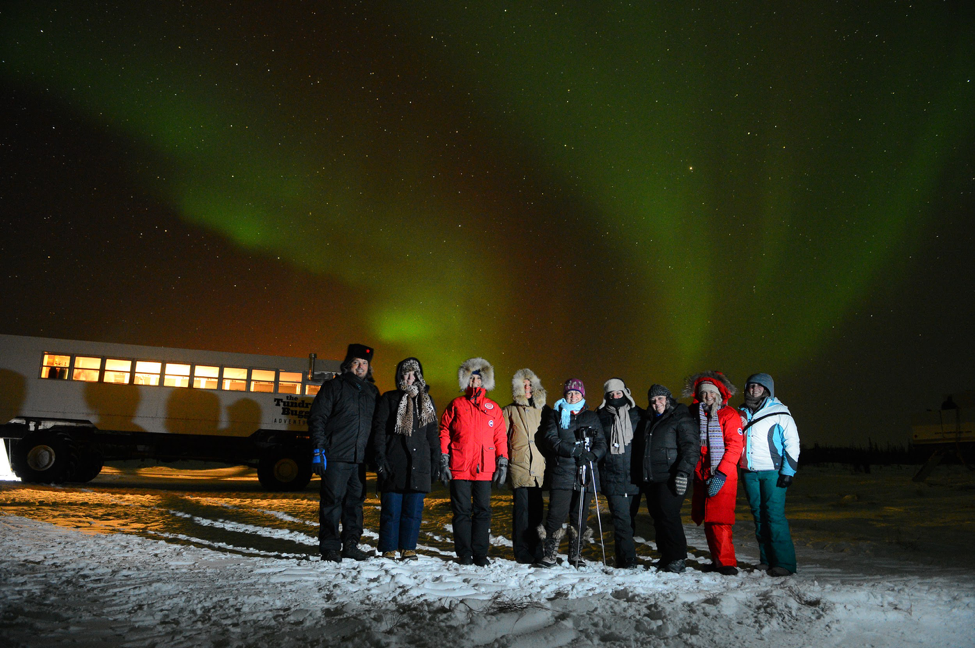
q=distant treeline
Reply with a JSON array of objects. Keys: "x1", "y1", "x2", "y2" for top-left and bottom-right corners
[{"x1": 800, "y1": 441, "x2": 974, "y2": 469}]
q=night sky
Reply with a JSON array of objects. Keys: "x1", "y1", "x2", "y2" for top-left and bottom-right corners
[{"x1": 2, "y1": 2, "x2": 973, "y2": 447}]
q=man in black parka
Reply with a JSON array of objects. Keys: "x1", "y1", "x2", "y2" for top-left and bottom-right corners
[{"x1": 308, "y1": 343, "x2": 380, "y2": 562}]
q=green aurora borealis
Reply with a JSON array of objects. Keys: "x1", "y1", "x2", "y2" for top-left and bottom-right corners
[{"x1": 2, "y1": 2, "x2": 974, "y2": 444}]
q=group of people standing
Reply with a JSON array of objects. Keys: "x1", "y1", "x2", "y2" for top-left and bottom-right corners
[{"x1": 308, "y1": 344, "x2": 801, "y2": 577}]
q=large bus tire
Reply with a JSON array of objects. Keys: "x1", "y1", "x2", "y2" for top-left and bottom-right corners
[
  {"x1": 70, "y1": 446, "x2": 104, "y2": 483},
  {"x1": 11, "y1": 429, "x2": 80, "y2": 484},
  {"x1": 258, "y1": 446, "x2": 312, "y2": 491}
]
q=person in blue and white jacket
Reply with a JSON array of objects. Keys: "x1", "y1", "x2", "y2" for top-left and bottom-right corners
[{"x1": 738, "y1": 373, "x2": 800, "y2": 577}]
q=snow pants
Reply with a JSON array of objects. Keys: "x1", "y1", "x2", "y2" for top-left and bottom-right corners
[
  {"x1": 512, "y1": 486, "x2": 544, "y2": 563},
  {"x1": 449, "y1": 480, "x2": 492, "y2": 560},
  {"x1": 606, "y1": 493, "x2": 641, "y2": 567},
  {"x1": 643, "y1": 481, "x2": 689, "y2": 564},
  {"x1": 741, "y1": 469, "x2": 796, "y2": 573},
  {"x1": 704, "y1": 522, "x2": 736, "y2": 568},
  {"x1": 318, "y1": 460, "x2": 366, "y2": 552},
  {"x1": 378, "y1": 491, "x2": 426, "y2": 553}
]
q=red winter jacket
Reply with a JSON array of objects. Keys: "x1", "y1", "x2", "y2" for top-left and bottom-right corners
[
  {"x1": 440, "y1": 388, "x2": 509, "y2": 481},
  {"x1": 690, "y1": 403, "x2": 743, "y2": 526}
]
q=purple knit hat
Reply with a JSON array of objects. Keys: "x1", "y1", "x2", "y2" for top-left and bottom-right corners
[{"x1": 563, "y1": 378, "x2": 586, "y2": 398}]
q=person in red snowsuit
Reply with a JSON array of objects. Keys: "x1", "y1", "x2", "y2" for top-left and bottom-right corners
[
  {"x1": 683, "y1": 371, "x2": 743, "y2": 575},
  {"x1": 439, "y1": 357, "x2": 508, "y2": 566}
]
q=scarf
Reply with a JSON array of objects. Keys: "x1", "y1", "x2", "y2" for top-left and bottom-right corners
[
  {"x1": 554, "y1": 398, "x2": 585, "y2": 429},
  {"x1": 605, "y1": 403, "x2": 633, "y2": 455},
  {"x1": 394, "y1": 362, "x2": 436, "y2": 436},
  {"x1": 698, "y1": 403, "x2": 725, "y2": 475}
]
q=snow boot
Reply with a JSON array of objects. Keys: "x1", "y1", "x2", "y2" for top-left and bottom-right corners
[
  {"x1": 381, "y1": 551, "x2": 397, "y2": 560},
  {"x1": 716, "y1": 565, "x2": 739, "y2": 576},
  {"x1": 321, "y1": 549, "x2": 342, "y2": 563},
  {"x1": 400, "y1": 550, "x2": 418, "y2": 561},
  {"x1": 342, "y1": 543, "x2": 371, "y2": 561},
  {"x1": 658, "y1": 559, "x2": 686, "y2": 573},
  {"x1": 567, "y1": 526, "x2": 585, "y2": 568},
  {"x1": 474, "y1": 556, "x2": 491, "y2": 567},
  {"x1": 535, "y1": 526, "x2": 562, "y2": 568},
  {"x1": 767, "y1": 566, "x2": 793, "y2": 577}
]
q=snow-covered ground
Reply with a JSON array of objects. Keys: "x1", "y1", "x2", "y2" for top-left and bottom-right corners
[{"x1": 1, "y1": 463, "x2": 973, "y2": 647}]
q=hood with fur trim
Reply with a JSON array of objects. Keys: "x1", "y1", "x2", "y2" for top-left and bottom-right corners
[
  {"x1": 682, "y1": 370, "x2": 737, "y2": 405},
  {"x1": 458, "y1": 357, "x2": 495, "y2": 392},
  {"x1": 511, "y1": 368, "x2": 546, "y2": 408}
]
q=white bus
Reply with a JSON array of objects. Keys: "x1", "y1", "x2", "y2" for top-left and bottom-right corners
[{"x1": 0, "y1": 334, "x2": 340, "y2": 490}]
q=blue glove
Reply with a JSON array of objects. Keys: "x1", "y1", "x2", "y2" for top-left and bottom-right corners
[
  {"x1": 311, "y1": 449, "x2": 327, "y2": 477},
  {"x1": 493, "y1": 457, "x2": 508, "y2": 486},
  {"x1": 706, "y1": 471, "x2": 726, "y2": 497}
]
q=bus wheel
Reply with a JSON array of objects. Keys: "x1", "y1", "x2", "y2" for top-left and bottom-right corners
[
  {"x1": 70, "y1": 446, "x2": 104, "y2": 483},
  {"x1": 11, "y1": 430, "x2": 80, "y2": 484},
  {"x1": 258, "y1": 447, "x2": 311, "y2": 492}
]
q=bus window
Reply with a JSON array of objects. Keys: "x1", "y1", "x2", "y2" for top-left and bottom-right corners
[
  {"x1": 164, "y1": 363, "x2": 191, "y2": 388},
  {"x1": 251, "y1": 369, "x2": 275, "y2": 393},
  {"x1": 104, "y1": 359, "x2": 132, "y2": 384},
  {"x1": 278, "y1": 371, "x2": 302, "y2": 394},
  {"x1": 72, "y1": 356, "x2": 102, "y2": 382},
  {"x1": 134, "y1": 361, "x2": 162, "y2": 386},
  {"x1": 41, "y1": 353, "x2": 70, "y2": 380},
  {"x1": 223, "y1": 367, "x2": 247, "y2": 391},
  {"x1": 193, "y1": 365, "x2": 219, "y2": 389},
  {"x1": 305, "y1": 384, "x2": 321, "y2": 396}
]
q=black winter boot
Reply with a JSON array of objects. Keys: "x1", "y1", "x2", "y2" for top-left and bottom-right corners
[
  {"x1": 342, "y1": 543, "x2": 371, "y2": 561},
  {"x1": 567, "y1": 526, "x2": 585, "y2": 568},
  {"x1": 535, "y1": 526, "x2": 562, "y2": 568}
]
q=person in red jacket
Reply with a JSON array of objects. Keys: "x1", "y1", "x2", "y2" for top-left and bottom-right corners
[
  {"x1": 439, "y1": 357, "x2": 509, "y2": 566},
  {"x1": 683, "y1": 371, "x2": 743, "y2": 575}
]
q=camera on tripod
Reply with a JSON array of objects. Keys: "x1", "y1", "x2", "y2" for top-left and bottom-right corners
[{"x1": 574, "y1": 425, "x2": 597, "y2": 449}]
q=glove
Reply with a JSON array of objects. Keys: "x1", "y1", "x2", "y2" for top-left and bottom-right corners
[
  {"x1": 580, "y1": 450, "x2": 597, "y2": 464},
  {"x1": 311, "y1": 449, "x2": 327, "y2": 477},
  {"x1": 706, "y1": 471, "x2": 726, "y2": 498},
  {"x1": 571, "y1": 442, "x2": 584, "y2": 457},
  {"x1": 375, "y1": 460, "x2": 389, "y2": 493},
  {"x1": 493, "y1": 457, "x2": 508, "y2": 486},
  {"x1": 440, "y1": 454, "x2": 452, "y2": 485},
  {"x1": 777, "y1": 474, "x2": 793, "y2": 489},
  {"x1": 673, "y1": 471, "x2": 689, "y2": 497}
]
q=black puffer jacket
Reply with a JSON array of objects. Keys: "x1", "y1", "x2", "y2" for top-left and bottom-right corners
[
  {"x1": 308, "y1": 372, "x2": 380, "y2": 463},
  {"x1": 638, "y1": 402, "x2": 699, "y2": 483},
  {"x1": 371, "y1": 387, "x2": 440, "y2": 493},
  {"x1": 596, "y1": 405, "x2": 645, "y2": 496},
  {"x1": 541, "y1": 406, "x2": 607, "y2": 492}
]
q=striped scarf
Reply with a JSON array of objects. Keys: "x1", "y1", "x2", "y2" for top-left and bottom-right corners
[{"x1": 698, "y1": 404, "x2": 725, "y2": 475}]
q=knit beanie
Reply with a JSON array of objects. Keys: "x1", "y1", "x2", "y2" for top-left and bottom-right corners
[
  {"x1": 697, "y1": 381, "x2": 721, "y2": 397},
  {"x1": 648, "y1": 384, "x2": 672, "y2": 401},
  {"x1": 564, "y1": 378, "x2": 585, "y2": 398},
  {"x1": 343, "y1": 343, "x2": 374, "y2": 365}
]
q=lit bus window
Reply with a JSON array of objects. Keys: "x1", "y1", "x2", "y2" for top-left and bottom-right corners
[
  {"x1": 278, "y1": 371, "x2": 302, "y2": 394},
  {"x1": 305, "y1": 384, "x2": 321, "y2": 396},
  {"x1": 72, "y1": 356, "x2": 102, "y2": 382},
  {"x1": 193, "y1": 365, "x2": 219, "y2": 389},
  {"x1": 41, "y1": 354, "x2": 70, "y2": 380},
  {"x1": 251, "y1": 369, "x2": 275, "y2": 393},
  {"x1": 104, "y1": 359, "x2": 132, "y2": 384},
  {"x1": 164, "y1": 363, "x2": 191, "y2": 388},
  {"x1": 223, "y1": 367, "x2": 247, "y2": 391},
  {"x1": 134, "y1": 361, "x2": 162, "y2": 386}
]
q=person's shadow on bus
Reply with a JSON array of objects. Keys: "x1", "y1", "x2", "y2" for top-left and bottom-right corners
[{"x1": 84, "y1": 383, "x2": 146, "y2": 433}]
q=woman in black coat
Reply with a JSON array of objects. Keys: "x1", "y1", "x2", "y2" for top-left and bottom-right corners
[
  {"x1": 537, "y1": 378, "x2": 607, "y2": 568},
  {"x1": 638, "y1": 384, "x2": 699, "y2": 573},
  {"x1": 370, "y1": 358, "x2": 440, "y2": 560},
  {"x1": 596, "y1": 378, "x2": 645, "y2": 569}
]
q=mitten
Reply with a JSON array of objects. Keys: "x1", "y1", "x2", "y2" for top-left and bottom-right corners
[
  {"x1": 440, "y1": 454, "x2": 452, "y2": 485},
  {"x1": 311, "y1": 449, "x2": 327, "y2": 477},
  {"x1": 673, "y1": 471, "x2": 689, "y2": 497},
  {"x1": 776, "y1": 474, "x2": 793, "y2": 489},
  {"x1": 493, "y1": 457, "x2": 508, "y2": 485},
  {"x1": 706, "y1": 471, "x2": 726, "y2": 497}
]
